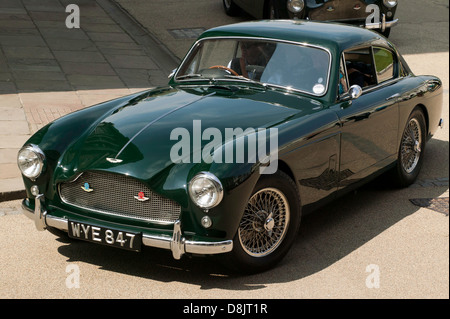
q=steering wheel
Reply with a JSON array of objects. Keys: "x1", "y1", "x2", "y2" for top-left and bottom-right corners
[{"x1": 209, "y1": 65, "x2": 239, "y2": 76}]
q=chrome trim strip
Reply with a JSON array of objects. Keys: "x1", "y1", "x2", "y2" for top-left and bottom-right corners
[
  {"x1": 143, "y1": 233, "x2": 171, "y2": 250},
  {"x1": 185, "y1": 240, "x2": 233, "y2": 255},
  {"x1": 22, "y1": 201, "x2": 233, "y2": 259},
  {"x1": 173, "y1": 36, "x2": 333, "y2": 98},
  {"x1": 46, "y1": 215, "x2": 68, "y2": 231}
]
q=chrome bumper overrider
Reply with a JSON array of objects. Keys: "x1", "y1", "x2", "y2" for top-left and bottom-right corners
[
  {"x1": 22, "y1": 195, "x2": 233, "y2": 260},
  {"x1": 365, "y1": 14, "x2": 398, "y2": 32}
]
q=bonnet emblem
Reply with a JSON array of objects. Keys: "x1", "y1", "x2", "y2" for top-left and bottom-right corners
[
  {"x1": 81, "y1": 182, "x2": 93, "y2": 192},
  {"x1": 134, "y1": 191, "x2": 149, "y2": 202}
]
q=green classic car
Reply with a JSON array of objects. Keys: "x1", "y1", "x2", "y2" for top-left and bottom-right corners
[{"x1": 19, "y1": 20, "x2": 443, "y2": 273}]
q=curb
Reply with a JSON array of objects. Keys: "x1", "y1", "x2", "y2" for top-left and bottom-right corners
[{"x1": 0, "y1": 189, "x2": 26, "y2": 203}]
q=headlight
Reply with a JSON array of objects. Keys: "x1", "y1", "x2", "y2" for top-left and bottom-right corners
[
  {"x1": 188, "y1": 172, "x2": 223, "y2": 210},
  {"x1": 17, "y1": 144, "x2": 45, "y2": 180},
  {"x1": 287, "y1": 0, "x2": 305, "y2": 13},
  {"x1": 383, "y1": 0, "x2": 397, "y2": 8}
]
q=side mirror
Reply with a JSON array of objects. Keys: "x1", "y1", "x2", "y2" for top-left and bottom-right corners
[{"x1": 348, "y1": 84, "x2": 362, "y2": 99}]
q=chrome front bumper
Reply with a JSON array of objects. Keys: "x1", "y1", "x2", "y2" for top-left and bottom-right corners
[
  {"x1": 365, "y1": 14, "x2": 398, "y2": 32},
  {"x1": 22, "y1": 195, "x2": 233, "y2": 260}
]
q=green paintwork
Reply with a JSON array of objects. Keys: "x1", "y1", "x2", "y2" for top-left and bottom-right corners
[{"x1": 20, "y1": 21, "x2": 443, "y2": 244}]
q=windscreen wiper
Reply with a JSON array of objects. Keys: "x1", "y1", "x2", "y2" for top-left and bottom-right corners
[
  {"x1": 176, "y1": 74, "x2": 204, "y2": 80},
  {"x1": 223, "y1": 74, "x2": 267, "y2": 89}
]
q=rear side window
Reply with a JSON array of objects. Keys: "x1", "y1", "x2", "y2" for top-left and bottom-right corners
[{"x1": 373, "y1": 47, "x2": 396, "y2": 83}]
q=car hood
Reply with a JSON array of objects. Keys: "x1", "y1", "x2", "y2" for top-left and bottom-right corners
[{"x1": 56, "y1": 85, "x2": 320, "y2": 184}]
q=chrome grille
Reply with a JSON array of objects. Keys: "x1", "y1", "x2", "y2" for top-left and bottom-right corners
[{"x1": 59, "y1": 171, "x2": 181, "y2": 224}]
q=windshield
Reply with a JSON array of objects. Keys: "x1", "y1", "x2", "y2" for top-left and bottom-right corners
[{"x1": 175, "y1": 38, "x2": 331, "y2": 96}]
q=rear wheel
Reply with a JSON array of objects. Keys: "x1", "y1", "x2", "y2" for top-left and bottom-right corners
[
  {"x1": 226, "y1": 171, "x2": 301, "y2": 273},
  {"x1": 393, "y1": 108, "x2": 427, "y2": 187}
]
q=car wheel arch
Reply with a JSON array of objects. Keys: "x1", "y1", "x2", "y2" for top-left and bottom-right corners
[{"x1": 415, "y1": 103, "x2": 429, "y2": 136}]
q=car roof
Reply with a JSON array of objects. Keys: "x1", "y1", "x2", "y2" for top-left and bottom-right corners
[{"x1": 199, "y1": 20, "x2": 389, "y2": 53}]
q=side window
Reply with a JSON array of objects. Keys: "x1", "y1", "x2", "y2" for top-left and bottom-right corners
[
  {"x1": 373, "y1": 47, "x2": 396, "y2": 83},
  {"x1": 343, "y1": 47, "x2": 377, "y2": 89}
]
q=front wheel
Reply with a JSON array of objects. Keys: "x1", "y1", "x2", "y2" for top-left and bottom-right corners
[
  {"x1": 226, "y1": 171, "x2": 301, "y2": 274},
  {"x1": 393, "y1": 108, "x2": 427, "y2": 187}
]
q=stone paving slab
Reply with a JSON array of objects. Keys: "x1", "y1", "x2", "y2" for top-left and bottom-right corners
[{"x1": 0, "y1": 0, "x2": 178, "y2": 200}]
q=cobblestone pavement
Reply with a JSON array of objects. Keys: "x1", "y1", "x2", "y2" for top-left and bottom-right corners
[{"x1": 0, "y1": 0, "x2": 178, "y2": 199}]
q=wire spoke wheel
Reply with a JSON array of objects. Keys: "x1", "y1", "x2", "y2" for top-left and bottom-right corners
[
  {"x1": 400, "y1": 118, "x2": 422, "y2": 174},
  {"x1": 238, "y1": 188, "x2": 290, "y2": 257}
]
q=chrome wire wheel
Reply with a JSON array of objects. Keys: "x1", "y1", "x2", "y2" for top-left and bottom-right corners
[
  {"x1": 400, "y1": 118, "x2": 422, "y2": 174},
  {"x1": 238, "y1": 188, "x2": 290, "y2": 257}
]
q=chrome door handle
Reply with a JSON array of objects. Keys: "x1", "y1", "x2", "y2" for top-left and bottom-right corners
[{"x1": 386, "y1": 93, "x2": 400, "y2": 101}]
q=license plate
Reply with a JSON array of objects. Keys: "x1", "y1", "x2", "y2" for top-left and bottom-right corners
[{"x1": 68, "y1": 220, "x2": 142, "y2": 252}]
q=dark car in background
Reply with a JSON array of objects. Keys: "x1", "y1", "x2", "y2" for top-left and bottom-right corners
[{"x1": 223, "y1": 0, "x2": 398, "y2": 37}]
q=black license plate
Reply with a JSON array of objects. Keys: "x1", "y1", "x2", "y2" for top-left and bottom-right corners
[{"x1": 68, "y1": 220, "x2": 142, "y2": 252}]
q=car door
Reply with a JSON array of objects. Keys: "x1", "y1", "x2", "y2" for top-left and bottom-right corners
[{"x1": 334, "y1": 45, "x2": 401, "y2": 190}]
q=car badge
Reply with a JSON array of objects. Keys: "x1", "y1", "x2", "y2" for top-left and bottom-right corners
[
  {"x1": 134, "y1": 191, "x2": 149, "y2": 202},
  {"x1": 81, "y1": 182, "x2": 93, "y2": 192}
]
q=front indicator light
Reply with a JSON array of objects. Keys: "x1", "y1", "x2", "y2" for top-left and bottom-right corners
[{"x1": 201, "y1": 216, "x2": 213, "y2": 228}]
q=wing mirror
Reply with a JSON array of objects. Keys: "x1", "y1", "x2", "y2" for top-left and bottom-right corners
[{"x1": 348, "y1": 85, "x2": 362, "y2": 99}]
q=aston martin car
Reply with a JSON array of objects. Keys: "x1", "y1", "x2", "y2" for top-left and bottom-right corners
[{"x1": 19, "y1": 20, "x2": 443, "y2": 273}]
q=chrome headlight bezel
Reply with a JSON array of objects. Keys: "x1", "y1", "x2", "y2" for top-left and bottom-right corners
[
  {"x1": 188, "y1": 172, "x2": 223, "y2": 210},
  {"x1": 383, "y1": 0, "x2": 398, "y2": 8},
  {"x1": 17, "y1": 144, "x2": 45, "y2": 180},
  {"x1": 287, "y1": 0, "x2": 305, "y2": 13}
]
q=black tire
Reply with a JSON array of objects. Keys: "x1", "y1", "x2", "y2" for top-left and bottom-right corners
[
  {"x1": 225, "y1": 171, "x2": 301, "y2": 274},
  {"x1": 393, "y1": 108, "x2": 427, "y2": 187},
  {"x1": 223, "y1": 0, "x2": 240, "y2": 17}
]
